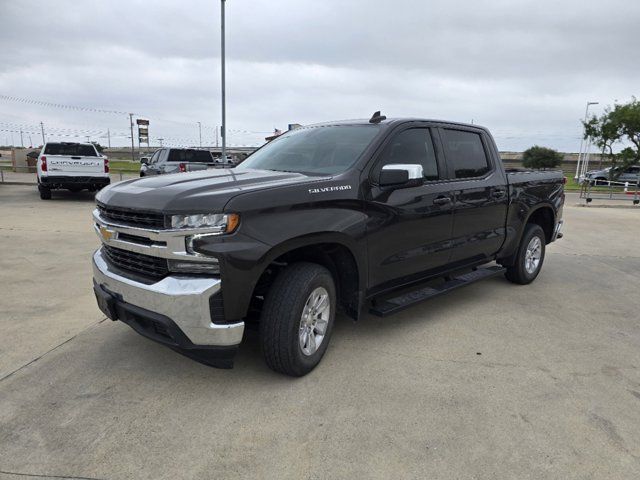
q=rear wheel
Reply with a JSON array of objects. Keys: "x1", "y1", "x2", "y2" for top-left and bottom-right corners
[
  {"x1": 259, "y1": 262, "x2": 336, "y2": 376},
  {"x1": 38, "y1": 185, "x2": 52, "y2": 200},
  {"x1": 505, "y1": 223, "x2": 546, "y2": 285}
]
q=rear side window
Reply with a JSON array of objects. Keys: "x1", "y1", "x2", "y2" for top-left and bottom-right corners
[
  {"x1": 374, "y1": 128, "x2": 439, "y2": 181},
  {"x1": 168, "y1": 149, "x2": 214, "y2": 163},
  {"x1": 441, "y1": 129, "x2": 490, "y2": 179},
  {"x1": 44, "y1": 143, "x2": 98, "y2": 156}
]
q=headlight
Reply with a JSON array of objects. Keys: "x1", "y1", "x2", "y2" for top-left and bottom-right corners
[{"x1": 170, "y1": 213, "x2": 239, "y2": 233}]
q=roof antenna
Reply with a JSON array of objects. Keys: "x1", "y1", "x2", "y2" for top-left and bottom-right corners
[{"x1": 369, "y1": 111, "x2": 386, "y2": 124}]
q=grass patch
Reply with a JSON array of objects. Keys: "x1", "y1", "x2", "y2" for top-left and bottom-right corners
[{"x1": 109, "y1": 160, "x2": 140, "y2": 173}]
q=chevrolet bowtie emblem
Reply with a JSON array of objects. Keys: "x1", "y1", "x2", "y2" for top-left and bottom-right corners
[{"x1": 99, "y1": 225, "x2": 115, "y2": 241}]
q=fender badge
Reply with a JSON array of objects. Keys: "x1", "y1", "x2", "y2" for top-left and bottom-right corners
[{"x1": 308, "y1": 185, "x2": 352, "y2": 194}]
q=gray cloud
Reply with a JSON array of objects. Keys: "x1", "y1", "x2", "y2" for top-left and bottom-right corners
[{"x1": 1, "y1": 0, "x2": 638, "y2": 150}]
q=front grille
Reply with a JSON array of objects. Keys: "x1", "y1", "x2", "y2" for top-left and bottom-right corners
[
  {"x1": 102, "y1": 245, "x2": 168, "y2": 280},
  {"x1": 98, "y1": 205, "x2": 165, "y2": 229}
]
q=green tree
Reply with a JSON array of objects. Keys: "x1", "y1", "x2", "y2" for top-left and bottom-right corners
[
  {"x1": 522, "y1": 145, "x2": 563, "y2": 169},
  {"x1": 583, "y1": 97, "x2": 640, "y2": 177}
]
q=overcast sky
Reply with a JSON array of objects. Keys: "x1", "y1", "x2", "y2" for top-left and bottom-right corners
[{"x1": 1, "y1": 0, "x2": 638, "y2": 151}]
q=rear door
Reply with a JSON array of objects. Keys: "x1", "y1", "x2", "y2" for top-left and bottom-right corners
[
  {"x1": 365, "y1": 124, "x2": 456, "y2": 290},
  {"x1": 43, "y1": 143, "x2": 103, "y2": 175},
  {"x1": 438, "y1": 127, "x2": 508, "y2": 265}
]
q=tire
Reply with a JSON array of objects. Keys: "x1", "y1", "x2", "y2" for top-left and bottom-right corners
[
  {"x1": 38, "y1": 185, "x2": 52, "y2": 200},
  {"x1": 260, "y1": 262, "x2": 336, "y2": 376},
  {"x1": 505, "y1": 223, "x2": 546, "y2": 285}
]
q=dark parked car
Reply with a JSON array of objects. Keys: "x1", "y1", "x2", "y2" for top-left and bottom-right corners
[{"x1": 93, "y1": 114, "x2": 564, "y2": 376}]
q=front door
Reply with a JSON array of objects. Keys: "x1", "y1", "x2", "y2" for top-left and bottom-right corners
[{"x1": 365, "y1": 126, "x2": 456, "y2": 291}]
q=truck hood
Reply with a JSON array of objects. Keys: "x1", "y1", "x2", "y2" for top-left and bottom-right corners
[{"x1": 97, "y1": 168, "x2": 324, "y2": 213}]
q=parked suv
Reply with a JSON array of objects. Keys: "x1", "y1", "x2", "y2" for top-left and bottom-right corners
[{"x1": 140, "y1": 148, "x2": 217, "y2": 176}]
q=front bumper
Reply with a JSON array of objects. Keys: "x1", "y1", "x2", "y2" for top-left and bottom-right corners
[{"x1": 92, "y1": 249, "x2": 244, "y2": 365}]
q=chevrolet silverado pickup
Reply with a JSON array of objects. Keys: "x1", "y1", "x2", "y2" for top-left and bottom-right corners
[
  {"x1": 92, "y1": 114, "x2": 564, "y2": 376},
  {"x1": 37, "y1": 142, "x2": 110, "y2": 199}
]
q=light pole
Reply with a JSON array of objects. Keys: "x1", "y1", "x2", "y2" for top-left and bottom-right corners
[
  {"x1": 197, "y1": 122, "x2": 202, "y2": 148},
  {"x1": 575, "y1": 101, "x2": 599, "y2": 179},
  {"x1": 40, "y1": 121, "x2": 46, "y2": 144},
  {"x1": 220, "y1": 0, "x2": 226, "y2": 161}
]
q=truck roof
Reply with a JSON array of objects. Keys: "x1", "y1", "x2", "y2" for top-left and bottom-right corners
[
  {"x1": 44, "y1": 141, "x2": 94, "y2": 146},
  {"x1": 306, "y1": 117, "x2": 489, "y2": 132}
]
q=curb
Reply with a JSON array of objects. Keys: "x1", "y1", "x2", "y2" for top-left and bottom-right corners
[
  {"x1": 0, "y1": 181, "x2": 36, "y2": 186},
  {"x1": 575, "y1": 204, "x2": 640, "y2": 209}
]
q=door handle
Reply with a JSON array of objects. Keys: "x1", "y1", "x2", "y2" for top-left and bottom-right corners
[{"x1": 433, "y1": 196, "x2": 452, "y2": 206}]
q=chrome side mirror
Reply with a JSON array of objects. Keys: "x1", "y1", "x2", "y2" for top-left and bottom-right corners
[{"x1": 379, "y1": 164, "x2": 424, "y2": 187}]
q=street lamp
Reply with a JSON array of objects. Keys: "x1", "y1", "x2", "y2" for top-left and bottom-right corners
[
  {"x1": 575, "y1": 101, "x2": 599, "y2": 180},
  {"x1": 220, "y1": 0, "x2": 226, "y2": 161},
  {"x1": 197, "y1": 122, "x2": 202, "y2": 148}
]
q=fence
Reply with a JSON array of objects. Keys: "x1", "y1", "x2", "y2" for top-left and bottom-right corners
[{"x1": 579, "y1": 179, "x2": 640, "y2": 205}]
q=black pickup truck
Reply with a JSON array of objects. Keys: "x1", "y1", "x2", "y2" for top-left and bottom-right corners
[{"x1": 92, "y1": 114, "x2": 564, "y2": 376}]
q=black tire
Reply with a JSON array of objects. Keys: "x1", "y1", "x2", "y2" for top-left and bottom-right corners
[
  {"x1": 505, "y1": 223, "x2": 546, "y2": 285},
  {"x1": 260, "y1": 262, "x2": 336, "y2": 376},
  {"x1": 38, "y1": 185, "x2": 52, "y2": 200}
]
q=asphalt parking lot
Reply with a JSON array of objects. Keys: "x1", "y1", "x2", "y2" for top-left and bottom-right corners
[{"x1": 1, "y1": 184, "x2": 639, "y2": 480}]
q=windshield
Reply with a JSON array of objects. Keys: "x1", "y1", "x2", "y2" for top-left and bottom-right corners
[
  {"x1": 44, "y1": 143, "x2": 98, "y2": 156},
  {"x1": 237, "y1": 125, "x2": 380, "y2": 175}
]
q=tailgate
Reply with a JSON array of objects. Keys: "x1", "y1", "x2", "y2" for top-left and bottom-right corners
[
  {"x1": 47, "y1": 155, "x2": 105, "y2": 175},
  {"x1": 186, "y1": 163, "x2": 210, "y2": 171}
]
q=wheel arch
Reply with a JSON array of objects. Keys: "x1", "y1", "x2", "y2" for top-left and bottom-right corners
[
  {"x1": 524, "y1": 204, "x2": 556, "y2": 244},
  {"x1": 252, "y1": 233, "x2": 366, "y2": 321}
]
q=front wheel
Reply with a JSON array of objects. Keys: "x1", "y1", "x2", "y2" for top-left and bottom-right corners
[
  {"x1": 260, "y1": 262, "x2": 336, "y2": 376},
  {"x1": 505, "y1": 223, "x2": 546, "y2": 285}
]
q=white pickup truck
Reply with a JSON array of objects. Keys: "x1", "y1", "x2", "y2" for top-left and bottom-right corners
[{"x1": 37, "y1": 142, "x2": 110, "y2": 199}]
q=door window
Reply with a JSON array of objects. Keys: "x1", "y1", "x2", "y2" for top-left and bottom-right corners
[
  {"x1": 149, "y1": 150, "x2": 161, "y2": 164},
  {"x1": 374, "y1": 128, "x2": 439, "y2": 181},
  {"x1": 441, "y1": 129, "x2": 491, "y2": 179}
]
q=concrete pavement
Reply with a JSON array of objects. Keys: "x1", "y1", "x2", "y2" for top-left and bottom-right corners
[{"x1": 0, "y1": 184, "x2": 639, "y2": 479}]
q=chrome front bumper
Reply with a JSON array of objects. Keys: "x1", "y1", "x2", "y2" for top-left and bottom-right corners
[{"x1": 92, "y1": 249, "x2": 244, "y2": 346}]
